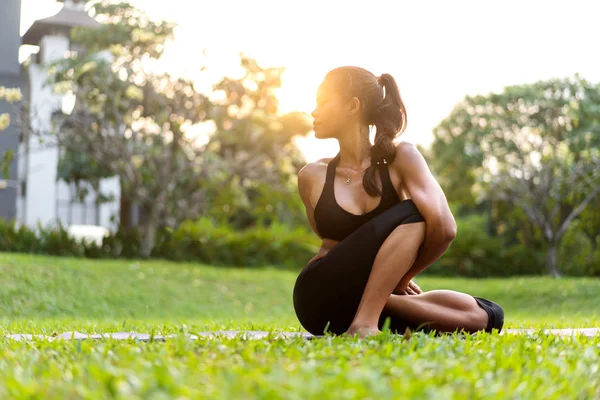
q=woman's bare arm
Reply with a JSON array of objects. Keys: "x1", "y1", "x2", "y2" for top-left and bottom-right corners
[
  {"x1": 392, "y1": 142, "x2": 457, "y2": 288},
  {"x1": 297, "y1": 163, "x2": 323, "y2": 240}
]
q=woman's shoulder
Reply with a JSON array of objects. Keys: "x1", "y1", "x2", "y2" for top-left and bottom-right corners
[
  {"x1": 393, "y1": 141, "x2": 422, "y2": 161},
  {"x1": 391, "y1": 140, "x2": 427, "y2": 171},
  {"x1": 392, "y1": 139, "x2": 419, "y2": 154},
  {"x1": 297, "y1": 157, "x2": 334, "y2": 208},
  {"x1": 297, "y1": 157, "x2": 334, "y2": 186},
  {"x1": 299, "y1": 157, "x2": 334, "y2": 176}
]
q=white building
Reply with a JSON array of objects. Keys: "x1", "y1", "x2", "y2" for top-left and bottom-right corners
[
  {"x1": 0, "y1": 0, "x2": 22, "y2": 221},
  {"x1": 17, "y1": 0, "x2": 121, "y2": 231}
]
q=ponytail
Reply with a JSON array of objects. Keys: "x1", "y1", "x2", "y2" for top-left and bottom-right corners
[{"x1": 362, "y1": 73, "x2": 407, "y2": 197}]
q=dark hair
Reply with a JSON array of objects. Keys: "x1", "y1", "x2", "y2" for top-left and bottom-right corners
[{"x1": 325, "y1": 67, "x2": 407, "y2": 197}]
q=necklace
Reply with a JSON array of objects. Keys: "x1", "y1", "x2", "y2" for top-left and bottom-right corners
[
  {"x1": 337, "y1": 153, "x2": 374, "y2": 185},
  {"x1": 343, "y1": 169, "x2": 354, "y2": 185},
  {"x1": 342, "y1": 166, "x2": 356, "y2": 185}
]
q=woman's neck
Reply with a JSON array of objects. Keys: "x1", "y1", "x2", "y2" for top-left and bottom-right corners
[{"x1": 337, "y1": 125, "x2": 371, "y2": 169}]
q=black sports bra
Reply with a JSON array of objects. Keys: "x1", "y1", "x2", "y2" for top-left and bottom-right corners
[{"x1": 313, "y1": 152, "x2": 402, "y2": 241}]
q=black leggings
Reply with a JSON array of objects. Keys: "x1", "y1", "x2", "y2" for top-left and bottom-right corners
[{"x1": 293, "y1": 200, "x2": 504, "y2": 336}]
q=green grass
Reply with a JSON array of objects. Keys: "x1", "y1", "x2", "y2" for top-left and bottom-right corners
[{"x1": 1, "y1": 253, "x2": 599, "y2": 399}]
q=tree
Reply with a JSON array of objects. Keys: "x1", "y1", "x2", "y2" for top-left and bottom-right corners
[
  {"x1": 433, "y1": 75, "x2": 600, "y2": 276},
  {"x1": 25, "y1": 1, "x2": 214, "y2": 257},
  {"x1": 205, "y1": 55, "x2": 312, "y2": 229},
  {"x1": 23, "y1": 1, "x2": 314, "y2": 257}
]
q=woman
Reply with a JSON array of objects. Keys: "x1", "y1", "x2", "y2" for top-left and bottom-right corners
[{"x1": 292, "y1": 67, "x2": 504, "y2": 338}]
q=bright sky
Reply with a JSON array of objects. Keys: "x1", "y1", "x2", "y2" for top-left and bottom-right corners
[{"x1": 21, "y1": 0, "x2": 600, "y2": 162}]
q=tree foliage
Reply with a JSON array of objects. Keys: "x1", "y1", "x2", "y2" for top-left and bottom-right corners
[
  {"x1": 431, "y1": 75, "x2": 600, "y2": 276},
  {"x1": 204, "y1": 56, "x2": 312, "y2": 228},
  {"x1": 22, "y1": 1, "x2": 313, "y2": 257},
  {"x1": 0, "y1": 87, "x2": 22, "y2": 179},
  {"x1": 27, "y1": 1, "x2": 212, "y2": 257}
]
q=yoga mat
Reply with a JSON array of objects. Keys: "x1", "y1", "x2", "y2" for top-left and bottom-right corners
[{"x1": 4, "y1": 328, "x2": 600, "y2": 342}]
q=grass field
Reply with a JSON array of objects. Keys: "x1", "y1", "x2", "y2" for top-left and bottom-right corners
[{"x1": 1, "y1": 253, "x2": 599, "y2": 399}]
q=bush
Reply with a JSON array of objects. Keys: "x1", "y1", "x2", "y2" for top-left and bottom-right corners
[
  {"x1": 424, "y1": 213, "x2": 545, "y2": 277},
  {"x1": 0, "y1": 220, "x2": 39, "y2": 253},
  {"x1": 0, "y1": 220, "x2": 85, "y2": 256},
  {"x1": 559, "y1": 222, "x2": 600, "y2": 276},
  {"x1": 151, "y1": 218, "x2": 320, "y2": 268},
  {"x1": 0, "y1": 218, "x2": 321, "y2": 269},
  {"x1": 2, "y1": 213, "x2": 595, "y2": 275}
]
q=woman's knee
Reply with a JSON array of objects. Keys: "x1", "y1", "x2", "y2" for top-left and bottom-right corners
[
  {"x1": 375, "y1": 218, "x2": 425, "y2": 245},
  {"x1": 372, "y1": 200, "x2": 425, "y2": 239},
  {"x1": 384, "y1": 221, "x2": 426, "y2": 249}
]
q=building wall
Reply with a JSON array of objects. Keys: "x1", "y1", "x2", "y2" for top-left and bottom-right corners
[
  {"x1": 0, "y1": 0, "x2": 20, "y2": 76},
  {"x1": 0, "y1": 0, "x2": 22, "y2": 220},
  {"x1": 98, "y1": 177, "x2": 120, "y2": 229},
  {"x1": 22, "y1": 36, "x2": 69, "y2": 228},
  {"x1": 19, "y1": 34, "x2": 121, "y2": 231}
]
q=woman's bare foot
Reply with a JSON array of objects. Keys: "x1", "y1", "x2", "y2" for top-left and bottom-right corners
[{"x1": 346, "y1": 325, "x2": 382, "y2": 338}]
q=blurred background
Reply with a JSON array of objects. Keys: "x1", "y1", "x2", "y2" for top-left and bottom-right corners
[{"x1": 1, "y1": 0, "x2": 599, "y2": 277}]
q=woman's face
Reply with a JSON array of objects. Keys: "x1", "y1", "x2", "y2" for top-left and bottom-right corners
[{"x1": 311, "y1": 81, "x2": 351, "y2": 139}]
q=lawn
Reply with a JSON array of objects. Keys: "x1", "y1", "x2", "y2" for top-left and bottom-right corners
[{"x1": 1, "y1": 253, "x2": 599, "y2": 399}]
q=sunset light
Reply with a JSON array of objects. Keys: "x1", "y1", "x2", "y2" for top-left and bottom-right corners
[
  {"x1": 3, "y1": 0, "x2": 600, "y2": 394},
  {"x1": 20, "y1": 0, "x2": 600, "y2": 163}
]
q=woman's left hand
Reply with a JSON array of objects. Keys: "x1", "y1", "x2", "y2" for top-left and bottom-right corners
[
  {"x1": 404, "y1": 280, "x2": 422, "y2": 295},
  {"x1": 393, "y1": 279, "x2": 422, "y2": 295}
]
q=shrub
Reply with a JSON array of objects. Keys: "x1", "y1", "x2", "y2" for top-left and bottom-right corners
[
  {"x1": 0, "y1": 218, "x2": 320, "y2": 269},
  {"x1": 3, "y1": 213, "x2": 595, "y2": 276},
  {"x1": 425, "y1": 213, "x2": 545, "y2": 277}
]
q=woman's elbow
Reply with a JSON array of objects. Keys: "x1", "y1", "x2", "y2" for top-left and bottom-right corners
[
  {"x1": 425, "y1": 216, "x2": 456, "y2": 242},
  {"x1": 444, "y1": 219, "x2": 457, "y2": 241}
]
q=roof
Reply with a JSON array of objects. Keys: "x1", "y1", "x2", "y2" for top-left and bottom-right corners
[{"x1": 22, "y1": 6, "x2": 101, "y2": 46}]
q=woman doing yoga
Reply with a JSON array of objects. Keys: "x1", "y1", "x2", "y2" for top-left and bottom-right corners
[{"x1": 292, "y1": 67, "x2": 504, "y2": 338}]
